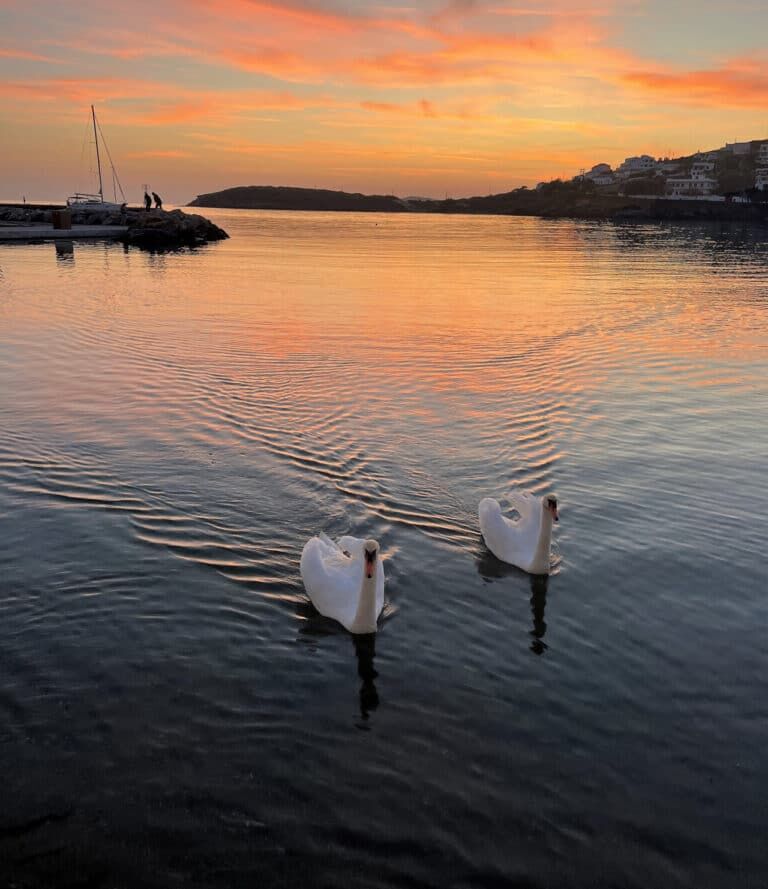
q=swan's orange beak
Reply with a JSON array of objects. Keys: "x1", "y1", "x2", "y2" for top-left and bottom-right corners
[{"x1": 364, "y1": 550, "x2": 376, "y2": 578}]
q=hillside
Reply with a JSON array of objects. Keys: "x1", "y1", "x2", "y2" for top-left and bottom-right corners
[
  {"x1": 189, "y1": 185, "x2": 407, "y2": 212},
  {"x1": 188, "y1": 184, "x2": 768, "y2": 223}
]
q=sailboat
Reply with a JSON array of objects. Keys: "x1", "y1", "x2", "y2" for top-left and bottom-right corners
[{"x1": 67, "y1": 105, "x2": 126, "y2": 211}]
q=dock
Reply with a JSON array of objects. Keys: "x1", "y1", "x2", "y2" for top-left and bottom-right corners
[{"x1": 0, "y1": 224, "x2": 128, "y2": 242}]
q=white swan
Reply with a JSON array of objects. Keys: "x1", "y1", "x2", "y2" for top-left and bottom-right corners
[
  {"x1": 300, "y1": 533, "x2": 384, "y2": 634},
  {"x1": 479, "y1": 493, "x2": 559, "y2": 574}
]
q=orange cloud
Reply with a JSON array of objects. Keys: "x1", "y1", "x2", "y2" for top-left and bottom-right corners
[
  {"x1": 30, "y1": 1, "x2": 630, "y2": 91},
  {"x1": 0, "y1": 47, "x2": 54, "y2": 61},
  {"x1": 126, "y1": 149, "x2": 193, "y2": 158},
  {"x1": 623, "y1": 60, "x2": 768, "y2": 108},
  {"x1": 141, "y1": 100, "x2": 220, "y2": 125},
  {"x1": 217, "y1": 47, "x2": 329, "y2": 82},
  {"x1": 343, "y1": 18, "x2": 634, "y2": 87},
  {"x1": 0, "y1": 76, "x2": 174, "y2": 105},
  {"x1": 200, "y1": 0, "x2": 362, "y2": 33},
  {"x1": 0, "y1": 74, "x2": 346, "y2": 127},
  {"x1": 360, "y1": 98, "x2": 469, "y2": 119}
]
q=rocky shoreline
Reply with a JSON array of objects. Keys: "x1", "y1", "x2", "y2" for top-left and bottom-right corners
[{"x1": 0, "y1": 205, "x2": 228, "y2": 250}]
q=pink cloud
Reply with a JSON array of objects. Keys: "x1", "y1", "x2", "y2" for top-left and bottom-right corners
[
  {"x1": 126, "y1": 149, "x2": 193, "y2": 158},
  {"x1": 0, "y1": 47, "x2": 54, "y2": 61},
  {"x1": 623, "y1": 59, "x2": 768, "y2": 108}
]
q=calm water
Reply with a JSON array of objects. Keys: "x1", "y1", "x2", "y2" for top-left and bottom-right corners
[{"x1": 1, "y1": 211, "x2": 767, "y2": 888}]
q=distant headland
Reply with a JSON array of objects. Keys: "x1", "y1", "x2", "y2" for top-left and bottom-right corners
[
  {"x1": 190, "y1": 186, "x2": 406, "y2": 213},
  {"x1": 189, "y1": 139, "x2": 768, "y2": 223}
]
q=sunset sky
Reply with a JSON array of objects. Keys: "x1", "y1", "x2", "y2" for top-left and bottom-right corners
[{"x1": 1, "y1": 0, "x2": 767, "y2": 203}]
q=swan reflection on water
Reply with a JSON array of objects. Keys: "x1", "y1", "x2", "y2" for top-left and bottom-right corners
[
  {"x1": 352, "y1": 633, "x2": 379, "y2": 718},
  {"x1": 476, "y1": 543, "x2": 550, "y2": 655},
  {"x1": 296, "y1": 602, "x2": 380, "y2": 719}
]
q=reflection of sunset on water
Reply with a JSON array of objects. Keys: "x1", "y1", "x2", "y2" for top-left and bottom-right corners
[{"x1": 3, "y1": 211, "x2": 766, "y2": 537}]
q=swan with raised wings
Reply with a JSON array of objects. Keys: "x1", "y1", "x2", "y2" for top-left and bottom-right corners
[
  {"x1": 479, "y1": 493, "x2": 559, "y2": 575},
  {"x1": 300, "y1": 533, "x2": 385, "y2": 634}
]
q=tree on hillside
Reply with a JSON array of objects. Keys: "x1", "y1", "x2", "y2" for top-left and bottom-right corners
[
  {"x1": 718, "y1": 169, "x2": 755, "y2": 194},
  {"x1": 716, "y1": 153, "x2": 755, "y2": 194},
  {"x1": 623, "y1": 177, "x2": 665, "y2": 196}
]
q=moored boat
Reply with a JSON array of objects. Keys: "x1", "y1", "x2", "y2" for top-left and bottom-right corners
[{"x1": 67, "y1": 105, "x2": 126, "y2": 212}]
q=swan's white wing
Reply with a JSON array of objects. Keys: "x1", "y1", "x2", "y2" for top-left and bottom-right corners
[
  {"x1": 318, "y1": 530, "x2": 339, "y2": 551},
  {"x1": 336, "y1": 535, "x2": 365, "y2": 557},
  {"x1": 479, "y1": 498, "x2": 516, "y2": 562},
  {"x1": 306, "y1": 533, "x2": 351, "y2": 577},
  {"x1": 315, "y1": 531, "x2": 355, "y2": 571},
  {"x1": 480, "y1": 495, "x2": 541, "y2": 567},
  {"x1": 507, "y1": 490, "x2": 537, "y2": 523},
  {"x1": 508, "y1": 492, "x2": 543, "y2": 553},
  {"x1": 300, "y1": 536, "x2": 358, "y2": 625}
]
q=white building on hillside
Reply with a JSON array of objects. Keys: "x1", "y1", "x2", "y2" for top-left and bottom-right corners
[
  {"x1": 572, "y1": 163, "x2": 615, "y2": 187},
  {"x1": 691, "y1": 160, "x2": 716, "y2": 181},
  {"x1": 758, "y1": 143, "x2": 768, "y2": 164},
  {"x1": 573, "y1": 163, "x2": 611, "y2": 181},
  {"x1": 616, "y1": 155, "x2": 656, "y2": 178},
  {"x1": 666, "y1": 176, "x2": 717, "y2": 197},
  {"x1": 726, "y1": 141, "x2": 751, "y2": 155},
  {"x1": 756, "y1": 168, "x2": 768, "y2": 190}
]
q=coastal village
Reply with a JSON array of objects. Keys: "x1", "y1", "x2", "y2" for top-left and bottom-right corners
[{"x1": 545, "y1": 139, "x2": 768, "y2": 201}]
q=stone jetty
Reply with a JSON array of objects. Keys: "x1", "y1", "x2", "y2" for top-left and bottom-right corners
[{"x1": 0, "y1": 205, "x2": 228, "y2": 250}]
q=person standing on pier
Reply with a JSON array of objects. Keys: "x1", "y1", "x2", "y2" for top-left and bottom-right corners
[
  {"x1": 152, "y1": 191, "x2": 163, "y2": 210},
  {"x1": 144, "y1": 190, "x2": 152, "y2": 211}
]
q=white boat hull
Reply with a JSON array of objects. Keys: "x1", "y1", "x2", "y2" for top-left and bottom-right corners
[{"x1": 67, "y1": 195, "x2": 125, "y2": 212}]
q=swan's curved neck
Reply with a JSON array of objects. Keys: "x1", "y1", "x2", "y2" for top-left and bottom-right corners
[
  {"x1": 530, "y1": 510, "x2": 554, "y2": 574},
  {"x1": 350, "y1": 569, "x2": 378, "y2": 634}
]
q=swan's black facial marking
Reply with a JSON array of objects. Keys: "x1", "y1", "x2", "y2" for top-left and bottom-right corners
[
  {"x1": 364, "y1": 547, "x2": 377, "y2": 578},
  {"x1": 546, "y1": 496, "x2": 559, "y2": 522}
]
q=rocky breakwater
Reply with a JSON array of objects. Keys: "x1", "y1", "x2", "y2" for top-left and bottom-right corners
[
  {"x1": 122, "y1": 208, "x2": 228, "y2": 250},
  {"x1": 0, "y1": 205, "x2": 55, "y2": 224},
  {"x1": 0, "y1": 205, "x2": 228, "y2": 250}
]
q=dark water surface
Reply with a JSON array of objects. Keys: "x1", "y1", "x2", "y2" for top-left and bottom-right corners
[{"x1": 1, "y1": 211, "x2": 767, "y2": 888}]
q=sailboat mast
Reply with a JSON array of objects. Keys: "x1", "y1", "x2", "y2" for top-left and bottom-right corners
[{"x1": 91, "y1": 104, "x2": 103, "y2": 201}]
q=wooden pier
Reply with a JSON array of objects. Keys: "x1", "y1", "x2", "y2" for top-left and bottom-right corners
[{"x1": 0, "y1": 224, "x2": 128, "y2": 242}]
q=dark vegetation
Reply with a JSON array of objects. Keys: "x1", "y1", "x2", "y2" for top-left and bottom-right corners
[
  {"x1": 717, "y1": 151, "x2": 758, "y2": 194},
  {"x1": 188, "y1": 181, "x2": 768, "y2": 222},
  {"x1": 189, "y1": 185, "x2": 407, "y2": 212}
]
